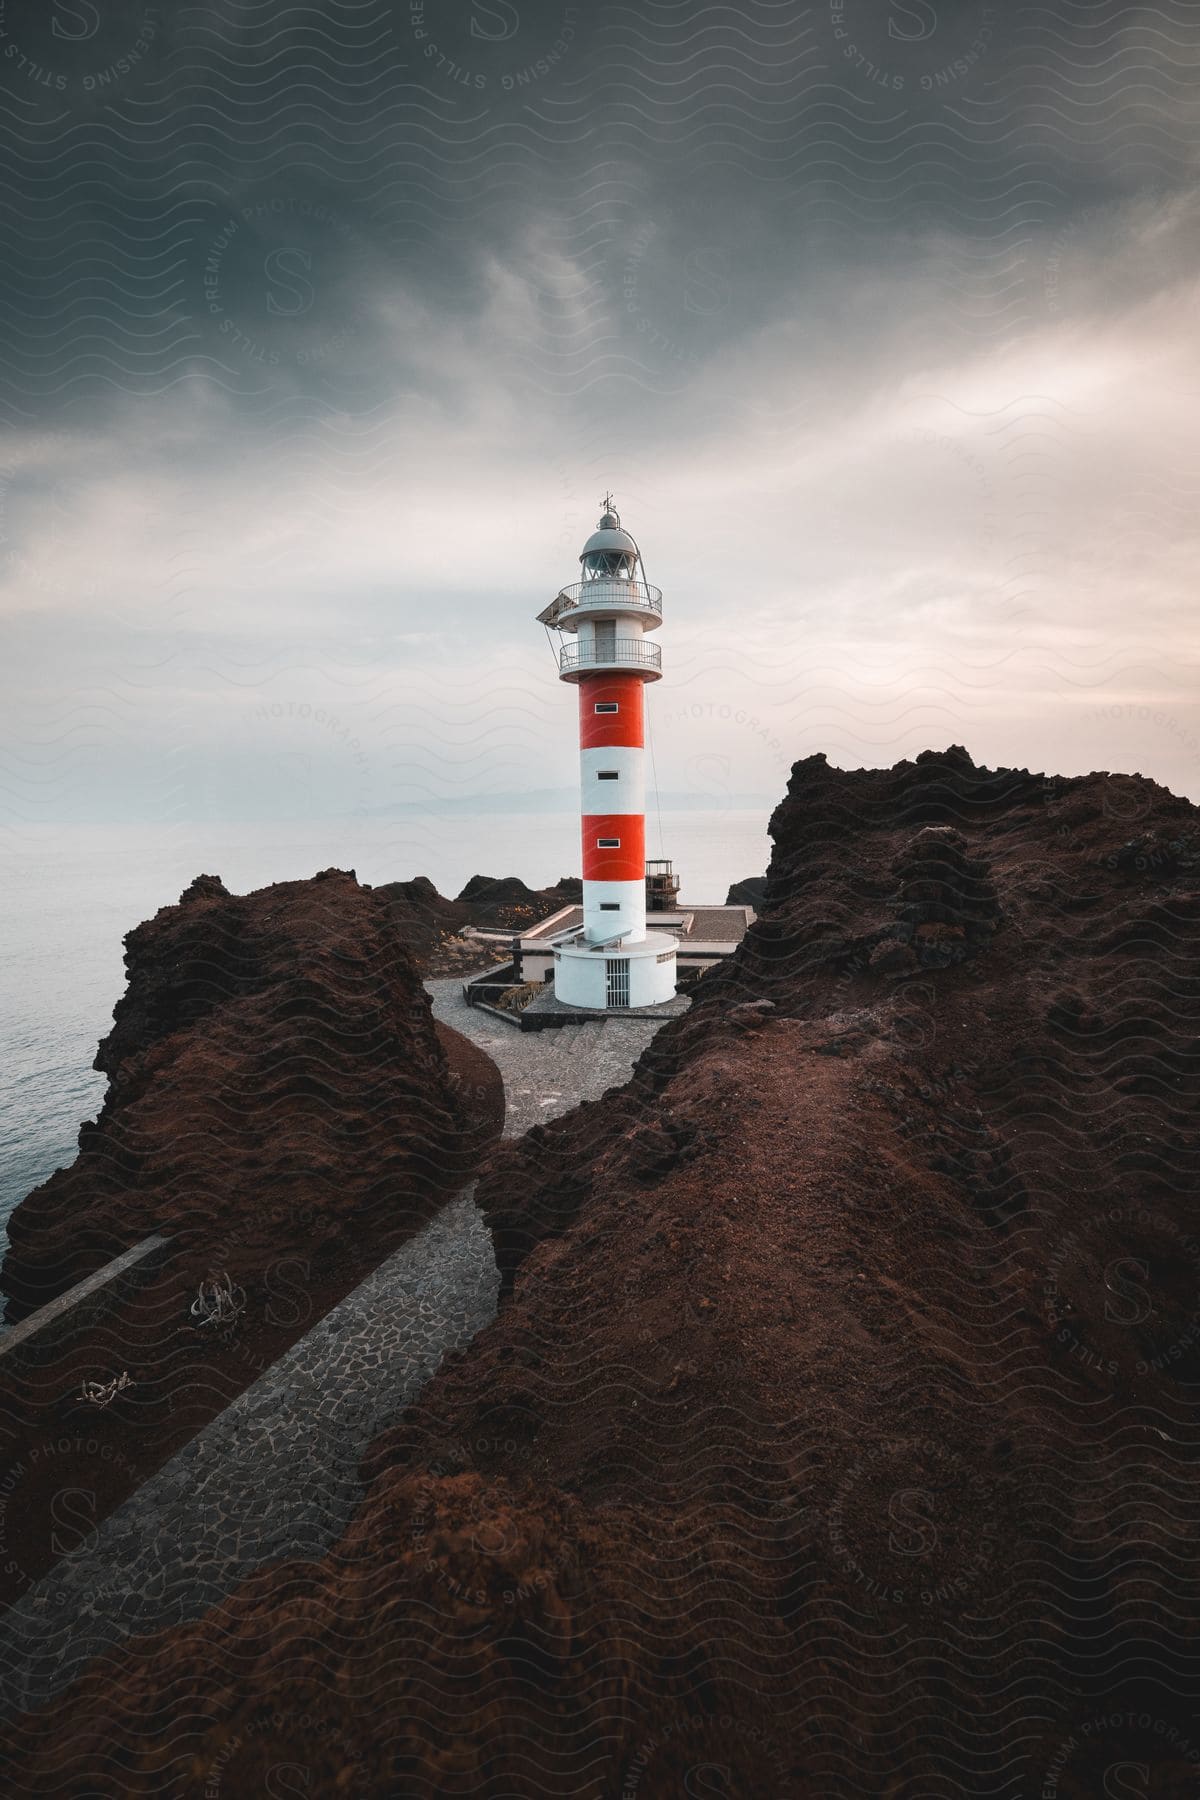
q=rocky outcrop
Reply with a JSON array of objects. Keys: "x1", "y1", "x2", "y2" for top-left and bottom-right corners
[
  {"x1": 376, "y1": 872, "x2": 583, "y2": 968},
  {"x1": 374, "y1": 873, "x2": 470, "y2": 961},
  {"x1": 5, "y1": 750, "x2": 1200, "y2": 1796},
  {"x1": 456, "y1": 872, "x2": 580, "y2": 928},
  {"x1": 725, "y1": 874, "x2": 766, "y2": 905},
  {"x1": 481, "y1": 747, "x2": 1196, "y2": 1279},
  {"x1": 1, "y1": 868, "x2": 465, "y2": 1322}
]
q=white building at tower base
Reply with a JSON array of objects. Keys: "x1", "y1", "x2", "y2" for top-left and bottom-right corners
[{"x1": 551, "y1": 928, "x2": 679, "y2": 1012}]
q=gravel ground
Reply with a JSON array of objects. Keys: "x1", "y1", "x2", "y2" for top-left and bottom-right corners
[{"x1": 425, "y1": 977, "x2": 664, "y2": 1137}]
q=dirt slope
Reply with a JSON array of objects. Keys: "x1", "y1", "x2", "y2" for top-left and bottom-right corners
[{"x1": 4, "y1": 750, "x2": 1198, "y2": 1798}]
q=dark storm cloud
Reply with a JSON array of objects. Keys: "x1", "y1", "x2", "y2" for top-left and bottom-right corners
[
  {"x1": 3, "y1": 0, "x2": 1195, "y2": 418},
  {"x1": 3, "y1": 1, "x2": 1200, "y2": 820}
]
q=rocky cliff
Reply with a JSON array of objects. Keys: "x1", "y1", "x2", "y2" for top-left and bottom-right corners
[
  {"x1": 2, "y1": 868, "x2": 466, "y2": 1322},
  {"x1": 375, "y1": 871, "x2": 583, "y2": 972},
  {"x1": 5, "y1": 751, "x2": 1199, "y2": 1797},
  {"x1": 455, "y1": 872, "x2": 582, "y2": 928},
  {"x1": 724, "y1": 874, "x2": 766, "y2": 905},
  {"x1": 373, "y1": 872, "x2": 472, "y2": 960}
]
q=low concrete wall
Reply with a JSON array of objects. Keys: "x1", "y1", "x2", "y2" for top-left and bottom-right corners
[
  {"x1": 471, "y1": 998, "x2": 525, "y2": 1029},
  {"x1": 462, "y1": 959, "x2": 519, "y2": 1005},
  {"x1": 0, "y1": 1235, "x2": 173, "y2": 1373}
]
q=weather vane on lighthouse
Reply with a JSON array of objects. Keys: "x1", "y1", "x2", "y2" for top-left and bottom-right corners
[{"x1": 536, "y1": 498, "x2": 678, "y2": 1011}]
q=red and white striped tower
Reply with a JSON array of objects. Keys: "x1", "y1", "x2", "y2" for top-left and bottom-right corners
[{"x1": 537, "y1": 498, "x2": 678, "y2": 1010}]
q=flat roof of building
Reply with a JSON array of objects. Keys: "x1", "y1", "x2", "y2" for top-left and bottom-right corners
[
  {"x1": 521, "y1": 904, "x2": 752, "y2": 947},
  {"x1": 524, "y1": 905, "x2": 583, "y2": 939},
  {"x1": 681, "y1": 907, "x2": 752, "y2": 943}
]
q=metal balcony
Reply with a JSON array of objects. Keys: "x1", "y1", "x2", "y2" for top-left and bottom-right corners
[
  {"x1": 646, "y1": 859, "x2": 680, "y2": 911},
  {"x1": 558, "y1": 579, "x2": 662, "y2": 613},
  {"x1": 538, "y1": 579, "x2": 663, "y2": 632},
  {"x1": 559, "y1": 639, "x2": 663, "y2": 680}
]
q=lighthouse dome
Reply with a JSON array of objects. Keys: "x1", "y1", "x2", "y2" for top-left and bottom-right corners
[
  {"x1": 580, "y1": 500, "x2": 640, "y2": 563},
  {"x1": 581, "y1": 523, "x2": 639, "y2": 558}
]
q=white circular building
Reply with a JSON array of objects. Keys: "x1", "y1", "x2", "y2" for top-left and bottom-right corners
[{"x1": 535, "y1": 500, "x2": 678, "y2": 1011}]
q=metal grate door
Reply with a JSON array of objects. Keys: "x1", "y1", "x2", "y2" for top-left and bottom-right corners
[{"x1": 605, "y1": 957, "x2": 630, "y2": 1008}]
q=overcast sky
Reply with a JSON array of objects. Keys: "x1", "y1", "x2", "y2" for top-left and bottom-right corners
[{"x1": 2, "y1": 0, "x2": 1199, "y2": 829}]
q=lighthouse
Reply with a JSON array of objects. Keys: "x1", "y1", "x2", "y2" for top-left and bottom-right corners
[{"x1": 536, "y1": 499, "x2": 678, "y2": 1011}]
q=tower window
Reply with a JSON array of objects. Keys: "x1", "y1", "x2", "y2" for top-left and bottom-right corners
[
  {"x1": 600, "y1": 902, "x2": 620, "y2": 911},
  {"x1": 597, "y1": 770, "x2": 619, "y2": 780},
  {"x1": 594, "y1": 702, "x2": 618, "y2": 714},
  {"x1": 597, "y1": 837, "x2": 621, "y2": 849}
]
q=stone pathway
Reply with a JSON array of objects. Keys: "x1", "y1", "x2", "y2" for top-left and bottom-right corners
[
  {"x1": 0, "y1": 1194, "x2": 497, "y2": 1721},
  {"x1": 0, "y1": 982, "x2": 671, "y2": 1720},
  {"x1": 425, "y1": 977, "x2": 665, "y2": 1137}
]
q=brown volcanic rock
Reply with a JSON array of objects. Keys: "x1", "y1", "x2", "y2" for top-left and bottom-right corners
[
  {"x1": 725, "y1": 874, "x2": 766, "y2": 905},
  {"x1": 457, "y1": 872, "x2": 581, "y2": 930},
  {"x1": 5, "y1": 751, "x2": 1200, "y2": 1796},
  {"x1": 0, "y1": 984, "x2": 501, "y2": 1609},
  {"x1": 1, "y1": 867, "x2": 463, "y2": 1321},
  {"x1": 376, "y1": 872, "x2": 582, "y2": 969},
  {"x1": 374, "y1": 872, "x2": 471, "y2": 962},
  {"x1": 484, "y1": 747, "x2": 1198, "y2": 1282}
]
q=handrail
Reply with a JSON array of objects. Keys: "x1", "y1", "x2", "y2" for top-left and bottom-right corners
[
  {"x1": 554, "y1": 580, "x2": 663, "y2": 613},
  {"x1": 559, "y1": 640, "x2": 662, "y2": 674}
]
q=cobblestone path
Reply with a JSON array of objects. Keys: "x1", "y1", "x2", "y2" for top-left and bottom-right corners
[
  {"x1": 0, "y1": 983, "x2": 669, "y2": 1718},
  {"x1": 424, "y1": 977, "x2": 665, "y2": 1137}
]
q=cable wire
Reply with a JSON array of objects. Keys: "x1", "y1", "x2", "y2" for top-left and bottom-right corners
[{"x1": 646, "y1": 702, "x2": 667, "y2": 860}]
